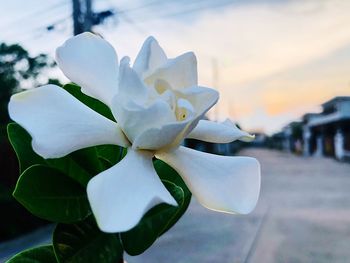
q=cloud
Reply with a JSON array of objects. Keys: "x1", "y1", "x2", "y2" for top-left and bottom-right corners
[
  {"x1": 96, "y1": 0, "x2": 350, "y2": 133},
  {"x1": 8, "y1": 0, "x2": 350, "y2": 133},
  {"x1": 171, "y1": 0, "x2": 350, "y2": 85}
]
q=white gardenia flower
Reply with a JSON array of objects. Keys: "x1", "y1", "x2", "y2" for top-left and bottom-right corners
[{"x1": 8, "y1": 33, "x2": 260, "y2": 233}]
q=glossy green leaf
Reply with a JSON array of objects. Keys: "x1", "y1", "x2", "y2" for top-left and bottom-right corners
[
  {"x1": 153, "y1": 159, "x2": 190, "y2": 192},
  {"x1": 53, "y1": 217, "x2": 123, "y2": 263},
  {"x1": 6, "y1": 245, "x2": 57, "y2": 263},
  {"x1": 62, "y1": 83, "x2": 115, "y2": 121},
  {"x1": 154, "y1": 159, "x2": 192, "y2": 234},
  {"x1": 70, "y1": 147, "x2": 103, "y2": 175},
  {"x1": 13, "y1": 165, "x2": 91, "y2": 223},
  {"x1": 46, "y1": 156, "x2": 93, "y2": 188},
  {"x1": 8, "y1": 123, "x2": 103, "y2": 187},
  {"x1": 7, "y1": 123, "x2": 45, "y2": 173},
  {"x1": 96, "y1": 145, "x2": 124, "y2": 166},
  {"x1": 121, "y1": 180, "x2": 186, "y2": 256}
]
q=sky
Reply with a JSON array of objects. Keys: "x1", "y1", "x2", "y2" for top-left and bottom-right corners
[{"x1": 1, "y1": 0, "x2": 350, "y2": 134}]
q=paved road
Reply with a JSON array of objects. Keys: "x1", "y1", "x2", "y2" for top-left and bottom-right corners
[
  {"x1": 246, "y1": 149, "x2": 350, "y2": 263},
  {"x1": 2, "y1": 148, "x2": 350, "y2": 263},
  {"x1": 127, "y1": 148, "x2": 350, "y2": 263}
]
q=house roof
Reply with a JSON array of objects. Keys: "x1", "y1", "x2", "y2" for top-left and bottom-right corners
[{"x1": 322, "y1": 96, "x2": 350, "y2": 108}]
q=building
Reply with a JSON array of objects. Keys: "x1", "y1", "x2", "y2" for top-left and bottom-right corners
[
  {"x1": 302, "y1": 113, "x2": 320, "y2": 156},
  {"x1": 281, "y1": 121, "x2": 303, "y2": 154},
  {"x1": 303, "y1": 97, "x2": 350, "y2": 160}
]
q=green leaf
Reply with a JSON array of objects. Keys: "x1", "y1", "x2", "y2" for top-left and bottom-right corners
[
  {"x1": 121, "y1": 161, "x2": 193, "y2": 255},
  {"x1": 53, "y1": 217, "x2": 123, "y2": 263},
  {"x1": 46, "y1": 155, "x2": 93, "y2": 188},
  {"x1": 62, "y1": 83, "x2": 115, "y2": 121},
  {"x1": 13, "y1": 165, "x2": 91, "y2": 223},
  {"x1": 50, "y1": 146, "x2": 122, "y2": 186},
  {"x1": 121, "y1": 180, "x2": 187, "y2": 256},
  {"x1": 96, "y1": 145, "x2": 124, "y2": 167},
  {"x1": 7, "y1": 123, "x2": 45, "y2": 173},
  {"x1": 70, "y1": 147, "x2": 103, "y2": 175},
  {"x1": 154, "y1": 159, "x2": 192, "y2": 234},
  {"x1": 154, "y1": 159, "x2": 190, "y2": 193},
  {"x1": 48, "y1": 146, "x2": 103, "y2": 187},
  {"x1": 6, "y1": 245, "x2": 57, "y2": 263},
  {"x1": 8, "y1": 123, "x2": 103, "y2": 187}
]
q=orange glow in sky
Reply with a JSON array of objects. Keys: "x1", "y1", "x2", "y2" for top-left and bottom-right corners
[
  {"x1": 3, "y1": 0, "x2": 350, "y2": 134},
  {"x1": 105, "y1": 0, "x2": 350, "y2": 134}
]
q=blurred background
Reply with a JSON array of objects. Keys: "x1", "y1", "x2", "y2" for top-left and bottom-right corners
[{"x1": 1, "y1": 0, "x2": 350, "y2": 262}]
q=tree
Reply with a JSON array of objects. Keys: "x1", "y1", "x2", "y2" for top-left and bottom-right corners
[
  {"x1": 0, "y1": 44, "x2": 57, "y2": 241},
  {"x1": 0, "y1": 43, "x2": 55, "y2": 125}
]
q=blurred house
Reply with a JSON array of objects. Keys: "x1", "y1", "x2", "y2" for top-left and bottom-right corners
[
  {"x1": 303, "y1": 96, "x2": 350, "y2": 160},
  {"x1": 281, "y1": 122, "x2": 303, "y2": 154},
  {"x1": 301, "y1": 113, "x2": 320, "y2": 156},
  {"x1": 271, "y1": 96, "x2": 350, "y2": 161},
  {"x1": 266, "y1": 131, "x2": 284, "y2": 150}
]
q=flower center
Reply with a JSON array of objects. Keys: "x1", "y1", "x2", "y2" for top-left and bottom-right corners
[
  {"x1": 175, "y1": 98, "x2": 194, "y2": 121},
  {"x1": 153, "y1": 79, "x2": 194, "y2": 122}
]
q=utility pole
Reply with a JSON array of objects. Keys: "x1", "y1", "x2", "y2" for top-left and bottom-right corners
[
  {"x1": 47, "y1": 0, "x2": 114, "y2": 35},
  {"x1": 84, "y1": 0, "x2": 93, "y2": 33},
  {"x1": 72, "y1": 0, "x2": 93, "y2": 35}
]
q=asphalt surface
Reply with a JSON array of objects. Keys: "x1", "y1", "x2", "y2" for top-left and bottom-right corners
[
  {"x1": 2, "y1": 148, "x2": 350, "y2": 263},
  {"x1": 127, "y1": 148, "x2": 350, "y2": 263}
]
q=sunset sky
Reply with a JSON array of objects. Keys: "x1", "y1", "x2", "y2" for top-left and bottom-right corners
[{"x1": 1, "y1": 0, "x2": 350, "y2": 134}]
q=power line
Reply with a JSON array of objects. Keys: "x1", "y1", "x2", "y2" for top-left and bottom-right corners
[
  {"x1": 3, "y1": 14, "x2": 71, "y2": 43},
  {"x1": 117, "y1": 12, "x2": 148, "y2": 35},
  {"x1": 0, "y1": 0, "x2": 69, "y2": 32},
  {"x1": 3, "y1": 0, "x2": 237, "y2": 47},
  {"x1": 169, "y1": 0, "x2": 236, "y2": 17},
  {"x1": 117, "y1": 0, "x2": 168, "y2": 14},
  {"x1": 132, "y1": 0, "x2": 237, "y2": 22},
  {"x1": 102, "y1": 0, "x2": 236, "y2": 34}
]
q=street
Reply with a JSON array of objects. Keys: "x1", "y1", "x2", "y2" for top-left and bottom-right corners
[{"x1": 127, "y1": 148, "x2": 350, "y2": 263}]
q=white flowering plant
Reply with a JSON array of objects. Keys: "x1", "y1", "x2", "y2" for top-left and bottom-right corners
[{"x1": 6, "y1": 33, "x2": 260, "y2": 262}]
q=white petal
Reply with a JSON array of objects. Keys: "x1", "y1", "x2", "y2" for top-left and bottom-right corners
[
  {"x1": 134, "y1": 87, "x2": 218, "y2": 150},
  {"x1": 147, "y1": 87, "x2": 219, "y2": 150},
  {"x1": 156, "y1": 146, "x2": 260, "y2": 214},
  {"x1": 176, "y1": 86, "x2": 219, "y2": 138},
  {"x1": 87, "y1": 149, "x2": 177, "y2": 233},
  {"x1": 8, "y1": 85, "x2": 129, "y2": 158},
  {"x1": 187, "y1": 119, "x2": 255, "y2": 143},
  {"x1": 112, "y1": 96, "x2": 176, "y2": 143},
  {"x1": 117, "y1": 58, "x2": 150, "y2": 105},
  {"x1": 133, "y1": 36, "x2": 167, "y2": 77},
  {"x1": 132, "y1": 120, "x2": 190, "y2": 150},
  {"x1": 175, "y1": 98, "x2": 195, "y2": 121},
  {"x1": 56, "y1": 32, "x2": 119, "y2": 106},
  {"x1": 144, "y1": 52, "x2": 198, "y2": 90},
  {"x1": 177, "y1": 86, "x2": 218, "y2": 117}
]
